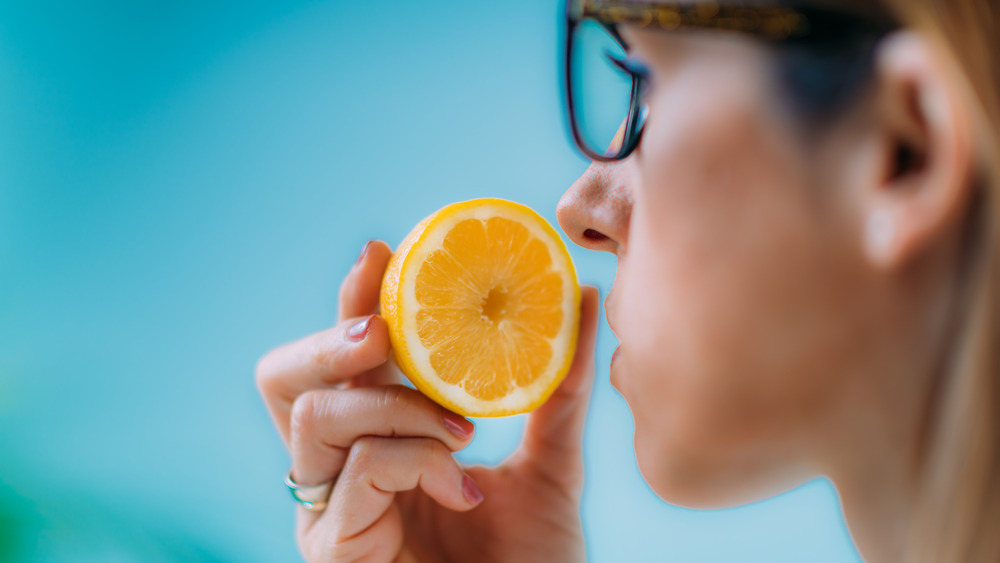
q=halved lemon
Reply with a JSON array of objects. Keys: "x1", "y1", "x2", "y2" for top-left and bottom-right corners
[{"x1": 380, "y1": 198, "x2": 580, "y2": 417}]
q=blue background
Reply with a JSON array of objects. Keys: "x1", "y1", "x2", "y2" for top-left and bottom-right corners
[{"x1": 0, "y1": 0, "x2": 861, "y2": 560}]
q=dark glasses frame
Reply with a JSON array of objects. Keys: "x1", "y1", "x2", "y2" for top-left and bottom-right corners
[{"x1": 563, "y1": 0, "x2": 900, "y2": 162}]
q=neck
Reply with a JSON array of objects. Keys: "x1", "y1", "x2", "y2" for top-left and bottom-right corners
[
  {"x1": 832, "y1": 238, "x2": 961, "y2": 562},
  {"x1": 827, "y1": 358, "x2": 930, "y2": 563},
  {"x1": 837, "y1": 453, "x2": 918, "y2": 563}
]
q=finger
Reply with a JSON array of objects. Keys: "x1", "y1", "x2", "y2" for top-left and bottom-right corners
[
  {"x1": 339, "y1": 240, "x2": 393, "y2": 322},
  {"x1": 256, "y1": 315, "x2": 391, "y2": 445},
  {"x1": 307, "y1": 437, "x2": 481, "y2": 543},
  {"x1": 519, "y1": 285, "x2": 600, "y2": 482},
  {"x1": 302, "y1": 502, "x2": 405, "y2": 563},
  {"x1": 339, "y1": 239, "x2": 401, "y2": 388},
  {"x1": 288, "y1": 385, "x2": 475, "y2": 486}
]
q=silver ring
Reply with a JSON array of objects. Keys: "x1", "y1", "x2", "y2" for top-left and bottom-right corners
[{"x1": 284, "y1": 471, "x2": 334, "y2": 512}]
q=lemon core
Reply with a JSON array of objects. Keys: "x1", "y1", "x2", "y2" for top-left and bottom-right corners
[{"x1": 481, "y1": 287, "x2": 508, "y2": 323}]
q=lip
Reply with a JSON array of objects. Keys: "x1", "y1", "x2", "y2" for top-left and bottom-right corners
[
  {"x1": 604, "y1": 287, "x2": 620, "y2": 339},
  {"x1": 605, "y1": 288, "x2": 623, "y2": 390},
  {"x1": 609, "y1": 346, "x2": 623, "y2": 390}
]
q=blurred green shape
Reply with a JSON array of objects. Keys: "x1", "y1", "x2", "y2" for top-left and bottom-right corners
[
  {"x1": 0, "y1": 484, "x2": 33, "y2": 562},
  {"x1": 0, "y1": 477, "x2": 238, "y2": 562}
]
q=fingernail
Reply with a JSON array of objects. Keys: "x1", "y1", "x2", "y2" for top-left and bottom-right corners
[
  {"x1": 347, "y1": 316, "x2": 372, "y2": 341},
  {"x1": 355, "y1": 241, "x2": 373, "y2": 266},
  {"x1": 462, "y1": 473, "x2": 484, "y2": 505},
  {"x1": 442, "y1": 410, "x2": 474, "y2": 440}
]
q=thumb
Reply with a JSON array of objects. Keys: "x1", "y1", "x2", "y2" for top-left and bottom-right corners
[{"x1": 519, "y1": 285, "x2": 600, "y2": 479}]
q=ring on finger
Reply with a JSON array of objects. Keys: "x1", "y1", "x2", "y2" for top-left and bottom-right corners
[{"x1": 284, "y1": 470, "x2": 335, "y2": 512}]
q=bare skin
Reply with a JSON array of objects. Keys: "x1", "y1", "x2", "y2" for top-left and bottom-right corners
[
  {"x1": 556, "y1": 28, "x2": 973, "y2": 563},
  {"x1": 257, "y1": 18, "x2": 975, "y2": 563},
  {"x1": 257, "y1": 240, "x2": 600, "y2": 562}
]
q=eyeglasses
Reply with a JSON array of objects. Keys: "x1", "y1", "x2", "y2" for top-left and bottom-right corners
[{"x1": 563, "y1": 0, "x2": 899, "y2": 162}]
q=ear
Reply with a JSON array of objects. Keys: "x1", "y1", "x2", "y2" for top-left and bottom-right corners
[{"x1": 861, "y1": 32, "x2": 975, "y2": 270}]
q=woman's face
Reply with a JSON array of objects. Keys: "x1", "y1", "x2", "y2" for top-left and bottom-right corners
[{"x1": 558, "y1": 26, "x2": 888, "y2": 508}]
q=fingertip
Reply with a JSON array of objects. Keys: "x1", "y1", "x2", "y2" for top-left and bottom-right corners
[
  {"x1": 343, "y1": 314, "x2": 392, "y2": 363},
  {"x1": 352, "y1": 240, "x2": 393, "y2": 270},
  {"x1": 355, "y1": 240, "x2": 393, "y2": 275},
  {"x1": 369, "y1": 239, "x2": 394, "y2": 258},
  {"x1": 367, "y1": 315, "x2": 390, "y2": 350},
  {"x1": 339, "y1": 240, "x2": 395, "y2": 321},
  {"x1": 578, "y1": 285, "x2": 600, "y2": 342},
  {"x1": 580, "y1": 284, "x2": 600, "y2": 313},
  {"x1": 441, "y1": 409, "x2": 476, "y2": 444},
  {"x1": 556, "y1": 287, "x2": 598, "y2": 394},
  {"x1": 346, "y1": 315, "x2": 375, "y2": 342},
  {"x1": 461, "y1": 473, "x2": 485, "y2": 507}
]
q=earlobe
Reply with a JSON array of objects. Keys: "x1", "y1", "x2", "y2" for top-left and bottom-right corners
[
  {"x1": 862, "y1": 31, "x2": 975, "y2": 271},
  {"x1": 865, "y1": 209, "x2": 897, "y2": 267}
]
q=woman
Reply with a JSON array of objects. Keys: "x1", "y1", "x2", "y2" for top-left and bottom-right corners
[{"x1": 256, "y1": 0, "x2": 1000, "y2": 561}]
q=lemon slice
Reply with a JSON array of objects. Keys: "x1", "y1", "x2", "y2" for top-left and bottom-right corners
[{"x1": 380, "y1": 198, "x2": 580, "y2": 417}]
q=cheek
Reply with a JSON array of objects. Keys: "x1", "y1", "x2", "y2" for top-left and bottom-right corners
[{"x1": 612, "y1": 76, "x2": 856, "y2": 506}]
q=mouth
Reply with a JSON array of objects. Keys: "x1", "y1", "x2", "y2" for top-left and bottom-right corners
[
  {"x1": 605, "y1": 286, "x2": 626, "y2": 391},
  {"x1": 604, "y1": 287, "x2": 620, "y2": 339},
  {"x1": 611, "y1": 346, "x2": 622, "y2": 368},
  {"x1": 609, "y1": 345, "x2": 624, "y2": 392}
]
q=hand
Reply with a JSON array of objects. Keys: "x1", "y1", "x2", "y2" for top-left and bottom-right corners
[{"x1": 257, "y1": 240, "x2": 600, "y2": 563}]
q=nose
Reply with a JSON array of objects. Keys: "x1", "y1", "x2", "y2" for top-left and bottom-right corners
[{"x1": 557, "y1": 159, "x2": 633, "y2": 255}]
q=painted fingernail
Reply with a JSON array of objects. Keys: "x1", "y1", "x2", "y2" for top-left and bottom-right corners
[
  {"x1": 347, "y1": 316, "x2": 372, "y2": 341},
  {"x1": 355, "y1": 241, "x2": 373, "y2": 266},
  {"x1": 462, "y1": 473, "x2": 484, "y2": 505},
  {"x1": 442, "y1": 410, "x2": 474, "y2": 440}
]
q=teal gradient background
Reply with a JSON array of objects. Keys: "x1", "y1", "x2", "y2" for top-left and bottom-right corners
[{"x1": 1, "y1": 0, "x2": 862, "y2": 560}]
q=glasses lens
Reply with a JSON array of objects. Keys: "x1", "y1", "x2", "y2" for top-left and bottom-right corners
[{"x1": 570, "y1": 20, "x2": 636, "y2": 158}]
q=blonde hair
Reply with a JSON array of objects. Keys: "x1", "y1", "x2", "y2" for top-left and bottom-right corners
[{"x1": 877, "y1": 0, "x2": 1000, "y2": 560}]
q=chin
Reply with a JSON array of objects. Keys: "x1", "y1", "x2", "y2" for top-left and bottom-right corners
[
  {"x1": 616, "y1": 364, "x2": 737, "y2": 509},
  {"x1": 634, "y1": 435, "x2": 732, "y2": 510},
  {"x1": 631, "y1": 419, "x2": 792, "y2": 511}
]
